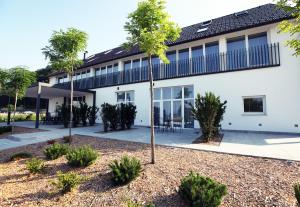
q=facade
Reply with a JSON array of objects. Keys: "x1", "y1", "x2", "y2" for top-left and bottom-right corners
[{"x1": 42, "y1": 4, "x2": 300, "y2": 133}]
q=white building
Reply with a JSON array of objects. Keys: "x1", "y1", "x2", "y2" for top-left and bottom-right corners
[{"x1": 27, "y1": 4, "x2": 300, "y2": 133}]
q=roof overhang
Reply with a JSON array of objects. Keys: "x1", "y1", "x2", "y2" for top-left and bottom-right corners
[{"x1": 25, "y1": 82, "x2": 93, "y2": 99}]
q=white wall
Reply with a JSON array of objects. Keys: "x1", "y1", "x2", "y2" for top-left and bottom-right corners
[
  {"x1": 48, "y1": 97, "x2": 64, "y2": 114},
  {"x1": 47, "y1": 23, "x2": 300, "y2": 133}
]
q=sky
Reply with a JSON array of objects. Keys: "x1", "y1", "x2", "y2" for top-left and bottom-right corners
[{"x1": 0, "y1": 0, "x2": 273, "y2": 71}]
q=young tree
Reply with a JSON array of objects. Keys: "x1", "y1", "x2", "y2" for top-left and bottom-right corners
[
  {"x1": 6, "y1": 67, "x2": 36, "y2": 133},
  {"x1": 42, "y1": 28, "x2": 88, "y2": 138},
  {"x1": 124, "y1": 0, "x2": 181, "y2": 164},
  {"x1": 277, "y1": 0, "x2": 300, "y2": 56}
]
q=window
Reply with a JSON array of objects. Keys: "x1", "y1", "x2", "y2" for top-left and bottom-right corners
[
  {"x1": 178, "y1": 49, "x2": 189, "y2": 75},
  {"x1": 124, "y1": 61, "x2": 131, "y2": 83},
  {"x1": 154, "y1": 85, "x2": 194, "y2": 128},
  {"x1": 192, "y1": 46, "x2": 204, "y2": 74},
  {"x1": 132, "y1": 59, "x2": 140, "y2": 69},
  {"x1": 152, "y1": 56, "x2": 160, "y2": 79},
  {"x1": 116, "y1": 91, "x2": 134, "y2": 104},
  {"x1": 101, "y1": 66, "x2": 106, "y2": 75},
  {"x1": 248, "y1": 32, "x2": 269, "y2": 66},
  {"x1": 58, "y1": 77, "x2": 63, "y2": 84},
  {"x1": 76, "y1": 72, "x2": 81, "y2": 80},
  {"x1": 243, "y1": 96, "x2": 266, "y2": 114},
  {"x1": 107, "y1": 65, "x2": 113, "y2": 74},
  {"x1": 86, "y1": 70, "x2": 91, "y2": 77},
  {"x1": 205, "y1": 42, "x2": 220, "y2": 72},
  {"x1": 227, "y1": 36, "x2": 246, "y2": 70},
  {"x1": 113, "y1": 63, "x2": 118, "y2": 72},
  {"x1": 81, "y1": 71, "x2": 86, "y2": 79},
  {"x1": 95, "y1": 68, "x2": 100, "y2": 76}
]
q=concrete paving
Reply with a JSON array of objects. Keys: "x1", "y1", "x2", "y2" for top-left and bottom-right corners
[{"x1": 0, "y1": 121, "x2": 300, "y2": 161}]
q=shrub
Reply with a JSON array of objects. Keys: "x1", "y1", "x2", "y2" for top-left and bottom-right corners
[
  {"x1": 0, "y1": 126, "x2": 12, "y2": 134},
  {"x1": 109, "y1": 155, "x2": 142, "y2": 185},
  {"x1": 179, "y1": 172, "x2": 227, "y2": 207},
  {"x1": 58, "y1": 104, "x2": 70, "y2": 128},
  {"x1": 72, "y1": 106, "x2": 81, "y2": 128},
  {"x1": 52, "y1": 171, "x2": 84, "y2": 193},
  {"x1": 119, "y1": 103, "x2": 137, "y2": 130},
  {"x1": 191, "y1": 92, "x2": 227, "y2": 142},
  {"x1": 66, "y1": 145, "x2": 98, "y2": 167},
  {"x1": 26, "y1": 158, "x2": 45, "y2": 174},
  {"x1": 79, "y1": 101, "x2": 89, "y2": 126},
  {"x1": 10, "y1": 152, "x2": 32, "y2": 161},
  {"x1": 87, "y1": 105, "x2": 99, "y2": 126},
  {"x1": 101, "y1": 103, "x2": 119, "y2": 131},
  {"x1": 44, "y1": 143, "x2": 69, "y2": 160},
  {"x1": 294, "y1": 183, "x2": 300, "y2": 206}
]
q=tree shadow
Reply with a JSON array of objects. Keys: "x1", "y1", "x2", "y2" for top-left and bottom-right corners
[{"x1": 151, "y1": 193, "x2": 187, "y2": 207}]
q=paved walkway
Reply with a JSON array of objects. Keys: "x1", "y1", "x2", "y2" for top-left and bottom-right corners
[{"x1": 1, "y1": 121, "x2": 300, "y2": 161}]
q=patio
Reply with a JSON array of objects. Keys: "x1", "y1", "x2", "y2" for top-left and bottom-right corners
[{"x1": 0, "y1": 121, "x2": 300, "y2": 161}]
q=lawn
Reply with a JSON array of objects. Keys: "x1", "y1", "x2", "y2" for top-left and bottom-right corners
[{"x1": 0, "y1": 135, "x2": 299, "y2": 207}]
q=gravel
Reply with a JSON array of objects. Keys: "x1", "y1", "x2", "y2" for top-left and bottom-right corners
[{"x1": 0, "y1": 135, "x2": 299, "y2": 207}]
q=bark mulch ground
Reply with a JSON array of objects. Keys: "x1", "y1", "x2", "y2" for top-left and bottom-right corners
[
  {"x1": 0, "y1": 126, "x2": 46, "y2": 139},
  {"x1": 0, "y1": 135, "x2": 299, "y2": 207}
]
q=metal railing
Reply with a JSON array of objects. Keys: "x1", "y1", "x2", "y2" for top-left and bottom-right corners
[{"x1": 55, "y1": 43, "x2": 280, "y2": 90}]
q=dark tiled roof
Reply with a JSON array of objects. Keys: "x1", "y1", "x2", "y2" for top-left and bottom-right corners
[{"x1": 49, "y1": 3, "x2": 291, "y2": 77}]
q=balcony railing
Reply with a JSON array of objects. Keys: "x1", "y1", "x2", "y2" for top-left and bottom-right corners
[{"x1": 55, "y1": 43, "x2": 280, "y2": 90}]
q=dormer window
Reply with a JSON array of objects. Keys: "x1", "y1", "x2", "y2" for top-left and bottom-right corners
[
  {"x1": 234, "y1": 10, "x2": 248, "y2": 17},
  {"x1": 201, "y1": 20, "x2": 212, "y2": 27}
]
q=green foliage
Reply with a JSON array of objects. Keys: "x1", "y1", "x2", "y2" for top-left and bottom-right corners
[
  {"x1": 124, "y1": 0, "x2": 181, "y2": 63},
  {"x1": 0, "y1": 113, "x2": 37, "y2": 123},
  {"x1": 52, "y1": 171, "x2": 84, "y2": 193},
  {"x1": 87, "y1": 105, "x2": 99, "y2": 126},
  {"x1": 191, "y1": 92, "x2": 227, "y2": 142},
  {"x1": 72, "y1": 105, "x2": 81, "y2": 127},
  {"x1": 58, "y1": 103, "x2": 70, "y2": 128},
  {"x1": 42, "y1": 28, "x2": 88, "y2": 74},
  {"x1": 44, "y1": 143, "x2": 69, "y2": 160},
  {"x1": 277, "y1": 0, "x2": 300, "y2": 56},
  {"x1": 101, "y1": 103, "x2": 119, "y2": 131},
  {"x1": 0, "y1": 126, "x2": 12, "y2": 134},
  {"x1": 119, "y1": 103, "x2": 137, "y2": 130},
  {"x1": 179, "y1": 172, "x2": 227, "y2": 207},
  {"x1": 10, "y1": 152, "x2": 32, "y2": 161},
  {"x1": 109, "y1": 155, "x2": 142, "y2": 185},
  {"x1": 5, "y1": 67, "x2": 36, "y2": 99},
  {"x1": 66, "y1": 145, "x2": 98, "y2": 167},
  {"x1": 79, "y1": 101, "x2": 89, "y2": 126},
  {"x1": 294, "y1": 183, "x2": 300, "y2": 206},
  {"x1": 25, "y1": 158, "x2": 45, "y2": 174}
]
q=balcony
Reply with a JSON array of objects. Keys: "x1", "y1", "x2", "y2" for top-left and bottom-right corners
[{"x1": 55, "y1": 43, "x2": 280, "y2": 90}]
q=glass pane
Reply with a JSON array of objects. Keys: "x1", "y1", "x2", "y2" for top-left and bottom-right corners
[
  {"x1": 81, "y1": 72, "x2": 86, "y2": 79},
  {"x1": 107, "y1": 65, "x2": 113, "y2": 74},
  {"x1": 173, "y1": 100, "x2": 182, "y2": 127},
  {"x1": 206, "y1": 42, "x2": 220, "y2": 72},
  {"x1": 244, "y1": 98, "x2": 263, "y2": 112},
  {"x1": 113, "y1": 64, "x2": 118, "y2": 72},
  {"x1": 154, "y1": 102, "x2": 160, "y2": 126},
  {"x1": 132, "y1": 59, "x2": 140, "y2": 69},
  {"x1": 154, "y1": 88, "x2": 161, "y2": 100},
  {"x1": 163, "y1": 101, "x2": 171, "y2": 123},
  {"x1": 192, "y1": 46, "x2": 204, "y2": 74},
  {"x1": 184, "y1": 100, "x2": 194, "y2": 128},
  {"x1": 165, "y1": 52, "x2": 176, "y2": 78},
  {"x1": 227, "y1": 37, "x2": 246, "y2": 70},
  {"x1": 124, "y1": 61, "x2": 131, "y2": 70},
  {"x1": 152, "y1": 57, "x2": 160, "y2": 80},
  {"x1": 249, "y1": 33, "x2": 269, "y2": 66},
  {"x1": 95, "y1": 68, "x2": 100, "y2": 76},
  {"x1": 126, "y1": 91, "x2": 134, "y2": 102},
  {"x1": 101, "y1": 67, "x2": 106, "y2": 75},
  {"x1": 184, "y1": 86, "x2": 194, "y2": 98},
  {"x1": 172, "y1": 86, "x2": 182, "y2": 99},
  {"x1": 162, "y1": 87, "x2": 171, "y2": 99},
  {"x1": 117, "y1": 92, "x2": 125, "y2": 102},
  {"x1": 178, "y1": 49, "x2": 190, "y2": 75}
]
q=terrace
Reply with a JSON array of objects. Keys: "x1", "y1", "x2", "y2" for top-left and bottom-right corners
[{"x1": 56, "y1": 43, "x2": 280, "y2": 90}]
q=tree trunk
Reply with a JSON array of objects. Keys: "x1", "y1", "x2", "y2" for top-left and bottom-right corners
[
  {"x1": 69, "y1": 70, "x2": 74, "y2": 140},
  {"x1": 7, "y1": 96, "x2": 11, "y2": 125},
  {"x1": 11, "y1": 92, "x2": 18, "y2": 135},
  {"x1": 148, "y1": 56, "x2": 155, "y2": 164}
]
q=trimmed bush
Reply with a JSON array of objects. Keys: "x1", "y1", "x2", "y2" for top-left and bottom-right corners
[
  {"x1": 179, "y1": 172, "x2": 227, "y2": 207},
  {"x1": 0, "y1": 126, "x2": 12, "y2": 134},
  {"x1": 79, "y1": 101, "x2": 89, "y2": 127},
  {"x1": 10, "y1": 152, "x2": 32, "y2": 161},
  {"x1": 52, "y1": 171, "x2": 84, "y2": 193},
  {"x1": 66, "y1": 145, "x2": 98, "y2": 167},
  {"x1": 26, "y1": 158, "x2": 45, "y2": 174},
  {"x1": 294, "y1": 183, "x2": 300, "y2": 206},
  {"x1": 119, "y1": 103, "x2": 137, "y2": 130},
  {"x1": 87, "y1": 105, "x2": 99, "y2": 126},
  {"x1": 101, "y1": 103, "x2": 119, "y2": 131},
  {"x1": 191, "y1": 92, "x2": 227, "y2": 142},
  {"x1": 109, "y1": 155, "x2": 142, "y2": 185},
  {"x1": 44, "y1": 143, "x2": 69, "y2": 160}
]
